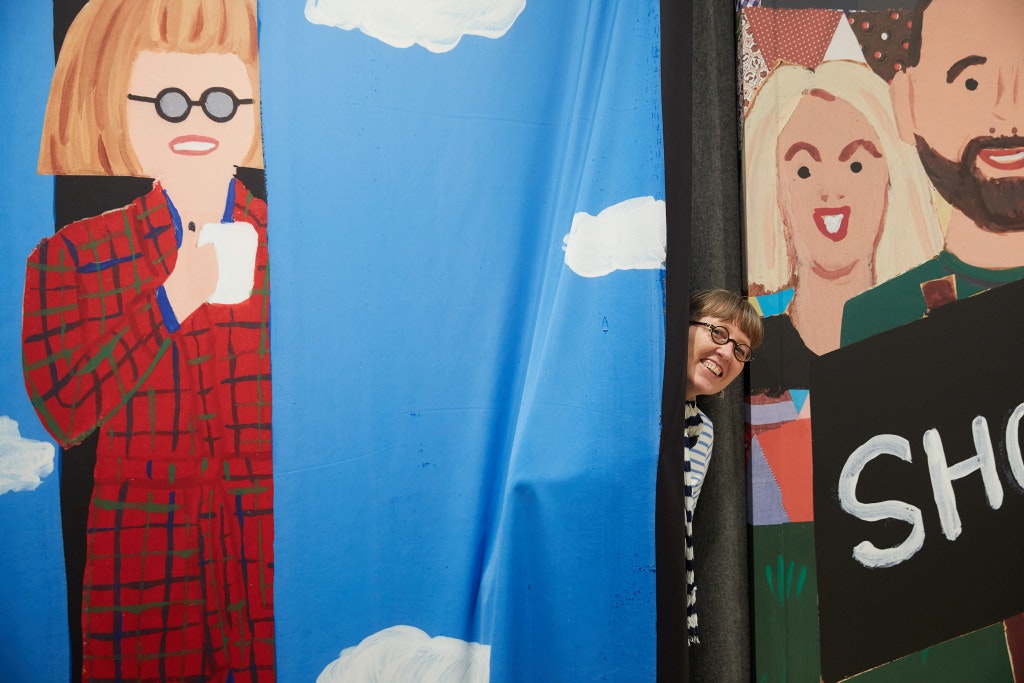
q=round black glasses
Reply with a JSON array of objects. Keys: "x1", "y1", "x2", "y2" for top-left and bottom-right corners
[
  {"x1": 689, "y1": 321, "x2": 753, "y2": 362},
  {"x1": 127, "y1": 87, "x2": 254, "y2": 123}
]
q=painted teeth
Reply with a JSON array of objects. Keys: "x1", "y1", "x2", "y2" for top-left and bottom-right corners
[
  {"x1": 992, "y1": 151, "x2": 1024, "y2": 163},
  {"x1": 174, "y1": 141, "x2": 216, "y2": 152},
  {"x1": 822, "y1": 214, "x2": 844, "y2": 234},
  {"x1": 702, "y1": 359, "x2": 722, "y2": 377}
]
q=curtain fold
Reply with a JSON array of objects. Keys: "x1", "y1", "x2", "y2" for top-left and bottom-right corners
[
  {"x1": 685, "y1": 0, "x2": 752, "y2": 681},
  {"x1": 657, "y1": 0, "x2": 694, "y2": 678}
]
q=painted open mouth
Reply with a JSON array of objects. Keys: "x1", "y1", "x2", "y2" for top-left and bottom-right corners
[
  {"x1": 169, "y1": 136, "x2": 219, "y2": 155},
  {"x1": 977, "y1": 147, "x2": 1024, "y2": 172},
  {"x1": 813, "y1": 206, "x2": 851, "y2": 242}
]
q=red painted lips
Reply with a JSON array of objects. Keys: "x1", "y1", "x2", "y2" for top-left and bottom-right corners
[
  {"x1": 813, "y1": 206, "x2": 851, "y2": 242},
  {"x1": 977, "y1": 147, "x2": 1024, "y2": 172},
  {"x1": 169, "y1": 135, "x2": 219, "y2": 155}
]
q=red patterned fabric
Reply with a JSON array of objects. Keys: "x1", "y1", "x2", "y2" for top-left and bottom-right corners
[
  {"x1": 22, "y1": 179, "x2": 274, "y2": 682},
  {"x1": 745, "y1": 8, "x2": 842, "y2": 70},
  {"x1": 847, "y1": 10, "x2": 916, "y2": 82}
]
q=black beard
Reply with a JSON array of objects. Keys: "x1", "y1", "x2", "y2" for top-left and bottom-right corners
[{"x1": 915, "y1": 134, "x2": 1024, "y2": 234}]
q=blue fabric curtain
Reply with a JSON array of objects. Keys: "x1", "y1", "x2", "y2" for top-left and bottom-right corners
[
  {"x1": 0, "y1": 2, "x2": 666, "y2": 680},
  {"x1": 0, "y1": 5, "x2": 70, "y2": 682},
  {"x1": 261, "y1": 1, "x2": 666, "y2": 680}
]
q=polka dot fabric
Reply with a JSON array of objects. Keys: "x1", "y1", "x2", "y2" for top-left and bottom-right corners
[
  {"x1": 848, "y1": 10, "x2": 916, "y2": 82},
  {"x1": 745, "y1": 8, "x2": 843, "y2": 70}
]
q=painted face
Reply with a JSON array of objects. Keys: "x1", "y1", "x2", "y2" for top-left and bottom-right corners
[
  {"x1": 901, "y1": 0, "x2": 1024, "y2": 232},
  {"x1": 908, "y1": 0, "x2": 1024, "y2": 180},
  {"x1": 776, "y1": 93, "x2": 889, "y2": 281},
  {"x1": 127, "y1": 51, "x2": 256, "y2": 182},
  {"x1": 686, "y1": 316, "x2": 750, "y2": 400}
]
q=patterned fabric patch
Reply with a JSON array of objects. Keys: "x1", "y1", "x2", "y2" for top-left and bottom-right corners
[
  {"x1": 745, "y1": 8, "x2": 843, "y2": 70},
  {"x1": 847, "y1": 10, "x2": 916, "y2": 82},
  {"x1": 740, "y1": 10, "x2": 771, "y2": 116}
]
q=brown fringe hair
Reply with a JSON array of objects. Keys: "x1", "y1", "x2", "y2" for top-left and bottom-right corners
[
  {"x1": 39, "y1": 0, "x2": 262, "y2": 176},
  {"x1": 689, "y1": 288, "x2": 764, "y2": 349}
]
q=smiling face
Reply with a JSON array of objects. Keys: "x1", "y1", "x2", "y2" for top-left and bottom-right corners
[
  {"x1": 126, "y1": 51, "x2": 257, "y2": 183},
  {"x1": 897, "y1": 0, "x2": 1024, "y2": 231},
  {"x1": 776, "y1": 92, "x2": 890, "y2": 282},
  {"x1": 686, "y1": 316, "x2": 750, "y2": 400}
]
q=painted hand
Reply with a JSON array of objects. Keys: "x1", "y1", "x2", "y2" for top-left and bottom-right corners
[{"x1": 162, "y1": 221, "x2": 219, "y2": 322}]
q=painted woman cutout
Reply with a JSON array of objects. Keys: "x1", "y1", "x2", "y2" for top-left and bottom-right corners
[
  {"x1": 745, "y1": 60, "x2": 942, "y2": 374},
  {"x1": 23, "y1": 1, "x2": 274, "y2": 680}
]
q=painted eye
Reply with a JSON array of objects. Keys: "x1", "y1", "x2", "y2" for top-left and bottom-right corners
[
  {"x1": 797, "y1": 166, "x2": 811, "y2": 179},
  {"x1": 850, "y1": 161, "x2": 863, "y2": 173},
  {"x1": 965, "y1": 78, "x2": 979, "y2": 91}
]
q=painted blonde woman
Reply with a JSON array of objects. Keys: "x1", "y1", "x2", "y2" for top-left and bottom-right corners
[
  {"x1": 23, "y1": 1, "x2": 274, "y2": 680},
  {"x1": 744, "y1": 60, "x2": 942, "y2": 394}
]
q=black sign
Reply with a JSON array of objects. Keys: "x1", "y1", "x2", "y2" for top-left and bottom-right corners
[{"x1": 812, "y1": 277, "x2": 1024, "y2": 682}]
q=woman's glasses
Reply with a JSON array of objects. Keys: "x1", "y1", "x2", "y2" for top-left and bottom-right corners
[
  {"x1": 128, "y1": 87, "x2": 253, "y2": 123},
  {"x1": 689, "y1": 321, "x2": 753, "y2": 362}
]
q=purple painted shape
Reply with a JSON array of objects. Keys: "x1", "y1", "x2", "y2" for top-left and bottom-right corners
[
  {"x1": 748, "y1": 399, "x2": 798, "y2": 426},
  {"x1": 748, "y1": 435, "x2": 789, "y2": 526}
]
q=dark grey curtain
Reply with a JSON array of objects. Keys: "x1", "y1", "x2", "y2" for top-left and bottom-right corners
[
  {"x1": 658, "y1": 0, "x2": 749, "y2": 680},
  {"x1": 689, "y1": 0, "x2": 751, "y2": 680},
  {"x1": 657, "y1": 0, "x2": 693, "y2": 678}
]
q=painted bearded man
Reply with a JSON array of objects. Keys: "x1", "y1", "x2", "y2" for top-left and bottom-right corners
[{"x1": 841, "y1": 0, "x2": 1024, "y2": 345}]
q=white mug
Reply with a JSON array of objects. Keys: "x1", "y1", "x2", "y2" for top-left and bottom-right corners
[{"x1": 197, "y1": 222, "x2": 258, "y2": 305}]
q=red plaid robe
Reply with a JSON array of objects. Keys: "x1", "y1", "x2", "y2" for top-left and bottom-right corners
[{"x1": 22, "y1": 179, "x2": 274, "y2": 682}]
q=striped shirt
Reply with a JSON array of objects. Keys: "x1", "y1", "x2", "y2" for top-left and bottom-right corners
[
  {"x1": 682, "y1": 400, "x2": 714, "y2": 645},
  {"x1": 684, "y1": 401, "x2": 714, "y2": 505}
]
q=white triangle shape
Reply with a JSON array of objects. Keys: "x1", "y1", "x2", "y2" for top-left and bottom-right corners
[{"x1": 823, "y1": 12, "x2": 868, "y2": 64}]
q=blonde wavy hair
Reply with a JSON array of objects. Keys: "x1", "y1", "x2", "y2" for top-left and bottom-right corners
[
  {"x1": 39, "y1": 0, "x2": 263, "y2": 176},
  {"x1": 743, "y1": 60, "x2": 942, "y2": 293}
]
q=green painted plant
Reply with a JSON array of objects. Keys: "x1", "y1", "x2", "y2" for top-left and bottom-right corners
[
  {"x1": 752, "y1": 523, "x2": 820, "y2": 683},
  {"x1": 764, "y1": 554, "x2": 807, "y2": 607}
]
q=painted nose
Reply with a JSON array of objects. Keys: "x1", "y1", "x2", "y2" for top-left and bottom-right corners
[
  {"x1": 992, "y1": 64, "x2": 1023, "y2": 126},
  {"x1": 819, "y1": 174, "x2": 845, "y2": 202}
]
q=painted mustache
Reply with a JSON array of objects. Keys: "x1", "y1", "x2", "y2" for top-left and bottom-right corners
[
  {"x1": 963, "y1": 135, "x2": 1024, "y2": 172},
  {"x1": 915, "y1": 134, "x2": 1024, "y2": 233}
]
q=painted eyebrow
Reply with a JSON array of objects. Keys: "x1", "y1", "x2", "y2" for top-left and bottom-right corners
[
  {"x1": 783, "y1": 142, "x2": 821, "y2": 162},
  {"x1": 839, "y1": 139, "x2": 883, "y2": 162},
  {"x1": 947, "y1": 55, "x2": 987, "y2": 83}
]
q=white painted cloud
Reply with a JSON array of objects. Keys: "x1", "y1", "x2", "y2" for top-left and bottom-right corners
[
  {"x1": 563, "y1": 196, "x2": 666, "y2": 278},
  {"x1": 0, "y1": 416, "x2": 55, "y2": 495},
  {"x1": 317, "y1": 625, "x2": 490, "y2": 683},
  {"x1": 304, "y1": 0, "x2": 526, "y2": 53}
]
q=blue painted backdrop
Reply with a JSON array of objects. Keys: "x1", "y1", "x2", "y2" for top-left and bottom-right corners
[
  {"x1": 0, "y1": 4, "x2": 70, "y2": 682},
  {"x1": 0, "y1": 2, "x2": 665, "y2": 680}
]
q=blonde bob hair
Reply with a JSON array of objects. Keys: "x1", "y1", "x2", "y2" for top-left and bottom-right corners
[
  {"x1": 743, "y1": 60, "x2": 942, "y2": 293},
  {"x1": 39, "y1": 0, "x2": 263, "y2": 176}
]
